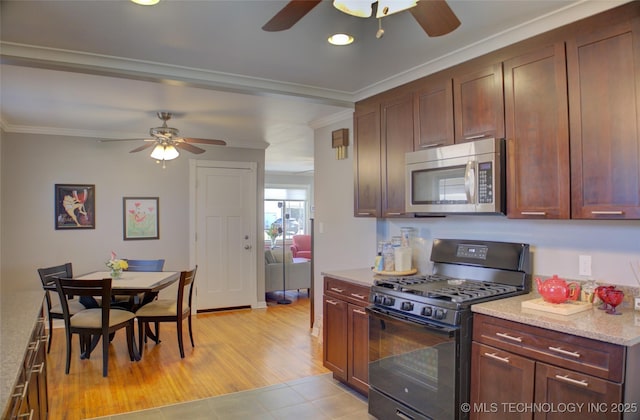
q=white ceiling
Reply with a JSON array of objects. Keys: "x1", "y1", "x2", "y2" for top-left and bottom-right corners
[{"x1": 0, "y1": 0, "x2": 630, "y2": 173}]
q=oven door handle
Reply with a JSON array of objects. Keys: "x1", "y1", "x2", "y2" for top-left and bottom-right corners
[{"x1": 366, "y1": 306, "x2": 458, "y2": 336}]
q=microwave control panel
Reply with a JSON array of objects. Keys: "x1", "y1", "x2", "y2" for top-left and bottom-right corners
[{"x1": 477, "y1": 161, "x2": 493, "y2": 203}]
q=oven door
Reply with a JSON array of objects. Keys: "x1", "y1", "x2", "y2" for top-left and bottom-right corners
[{"x1": 367, "y1": 306, "x2": 465, "y2": 420}]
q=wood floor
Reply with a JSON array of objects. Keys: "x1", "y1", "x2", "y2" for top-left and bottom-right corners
[{"x1": 46, "y1": 292, "x2": 329, "y2": 420}]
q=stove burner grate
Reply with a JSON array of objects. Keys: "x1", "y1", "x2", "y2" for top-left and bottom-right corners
[{"x1": 427, "y1": 282, "x2": 517, "y2": 303}]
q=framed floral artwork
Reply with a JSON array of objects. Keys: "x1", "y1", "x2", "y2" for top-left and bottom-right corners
[
  {"x1": 55, "y1": 184, "x2": 96, "y2": 229},
  {"x1": 123, "y1": 197, "x2": 159, "y2": 240}
]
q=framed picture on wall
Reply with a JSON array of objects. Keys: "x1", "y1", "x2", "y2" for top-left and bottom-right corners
[
  {"x1": 55, "y1": 184, "x2": 96, "y2": 229},
  {"x1": 123, "y1": 197, "x2": 159, "y2": 240}
]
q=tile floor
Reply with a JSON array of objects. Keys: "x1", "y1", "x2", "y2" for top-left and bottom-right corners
[{"x1": 91, "y1": 373, "x2": 374, "y2": 419}]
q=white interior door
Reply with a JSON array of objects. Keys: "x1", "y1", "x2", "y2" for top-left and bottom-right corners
[{"x1": 193, "y1": 162, "x2": 257, "y2": 310}]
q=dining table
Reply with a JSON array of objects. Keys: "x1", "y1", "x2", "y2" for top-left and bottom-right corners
[
  {"x1": 49, "y1": 270, "x2": 181, "y2": 359},
  {"x1": 75, "y1": 270, "x2": 180, "y2": 302}
]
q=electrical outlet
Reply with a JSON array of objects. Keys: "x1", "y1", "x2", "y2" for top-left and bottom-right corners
[{"x1": 579, "y1": 255, "x2": 592, "y2": 276}]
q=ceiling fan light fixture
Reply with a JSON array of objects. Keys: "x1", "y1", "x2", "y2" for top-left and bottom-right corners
[
  {"x1": 333, "y1": 0, "x2": 374, "y2": 18},
  {"x1": 150, "y1": 144, "x2": 179, "y2": 161},
  {"x1": 375, "y1": 0, "x2": 418, "y2": 18},
  {"x1": 131, "y1": 0, "x2": 160, "y2": 5}
]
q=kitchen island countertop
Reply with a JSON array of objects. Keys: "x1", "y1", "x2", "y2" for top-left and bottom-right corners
[
  {"x1": 472, "y1": 293, "x2": 640, "y2": 346},
  {"x1": 1, "y1": 290, "x2": 44, "y2": 417}
]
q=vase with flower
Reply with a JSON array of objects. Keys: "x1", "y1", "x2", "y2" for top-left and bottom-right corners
[
  {"x1": 267, "y1": 225, "x2": 282, "y2": 250},
  {"x1": 106, "y1": 251, "x2": 128, "y2": 279}
]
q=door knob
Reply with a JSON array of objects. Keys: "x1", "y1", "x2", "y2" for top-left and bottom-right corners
[{"x1": 244, "y1": 245, "x2": 252, "y2": 250}]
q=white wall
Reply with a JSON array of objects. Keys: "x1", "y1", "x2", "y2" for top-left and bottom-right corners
[
  {"x1": 312, "y1": 118, "x2": 640, "y2": 323},
  {"x1": 0, "y1": 132, "x2": 265, "y2": 299},
  {"x1": 313, "y1": 117, "x2": 376, "y2": 323}
]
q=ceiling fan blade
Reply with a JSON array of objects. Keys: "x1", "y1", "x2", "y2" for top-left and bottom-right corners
[
  {"x1": 262, "y1": 0, "x2": 322, "y2": 32},
  {"x1": 175, "y1": 142, "x2": 206, "y2": 154},
  {"x1": 410, "y1": 0, "x2": 461, "y2": 37},
  {"x1": 183, "y1": 137, "x2": 227, "y2": 146},
  {"x1": 129, "y1": 143, "x2": 156, "y2": 153},
  {"x1": 100, "y1": 138, "x2": 152, "y2": 143}
]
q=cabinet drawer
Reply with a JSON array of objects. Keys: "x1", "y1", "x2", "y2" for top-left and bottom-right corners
[
  {"x1": 473, "y1": 314, "x2": 624, "y2": 382},
  {"x1": 324, "y1": 277, "x2": 370, "y2": 306}
]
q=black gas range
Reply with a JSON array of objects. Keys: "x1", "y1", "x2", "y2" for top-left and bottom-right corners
[
  {"x1": 370, "y1": 238, "x2": 531, "y2": 327},
  {"x1": 367, "y1": 239, "x2": 531, "y2": 420}
]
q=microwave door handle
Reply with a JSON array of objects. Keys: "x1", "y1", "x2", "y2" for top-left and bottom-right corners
[{"x1": 464, "y1": 161, "x2": 475, "y2": 203}]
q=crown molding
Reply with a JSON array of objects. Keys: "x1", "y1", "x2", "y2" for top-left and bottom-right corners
[{"x1": 0, "y1": 42, "x2": 355, "y2": 108}]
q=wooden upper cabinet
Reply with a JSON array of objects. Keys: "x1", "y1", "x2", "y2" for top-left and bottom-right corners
[
  {"x1": 381, "y1": 94, "x2": 414, "y2": 217},
  {"x1": 453, "y1": 63, "x2": 505, "y2": 143},
  {"x1": 567, "y1": 18, "x2": 640, "y2": 219},
  {"x1": 413, "y1": 77, "x2": 454, "y2": 150},
  {"x1": 504, "y1": 43, "x2": 570, "y2": 219},
  {"x1": 353, "y1": 101, "x2": 381, "y2": 217}
]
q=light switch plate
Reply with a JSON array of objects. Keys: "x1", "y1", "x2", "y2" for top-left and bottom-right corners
[{"x1": 635, "y1": 296, "x2": 640, "y2": 311}]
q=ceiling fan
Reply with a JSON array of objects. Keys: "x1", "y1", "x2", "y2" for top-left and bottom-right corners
[
  {"x1": 105, "y1": 112, "x2": 226, "y2": 167},
  {"x1": 262, "y1": 0, "x2": 461, "y2": 37}
]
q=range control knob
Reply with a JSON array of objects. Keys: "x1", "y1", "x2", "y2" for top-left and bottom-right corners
[
  {"x1": 401, "y1": 301, "x2": 414, "y2": 311},
  {"x1": 422, "y1": 306, "x2": 433, "y2": 317},
  {"x1": 382, "y1": 296, "x2": 395, "y2": 306},
  {"x1": 373, "y1": 294, "x2": 383, "y2": 304},
  {"x1": 434, "y1": 308, "x2": 447, "y2": 320}
]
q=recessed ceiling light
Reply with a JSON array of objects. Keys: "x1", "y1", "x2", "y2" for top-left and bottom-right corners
[
  {"x1": 328, "y1": 33, "x2": 354, "y2": 46},
  {"x1": 131, "y1": 0, "x2": 159, "y2": 5}
]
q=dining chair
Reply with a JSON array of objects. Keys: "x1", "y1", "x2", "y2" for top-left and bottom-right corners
[
  {"x1": 37, "y1": 263, "x2": 86, "y2": 353},
  {"x1": 135, "y1": 266, "x2": 197, "y2": 358},
  {"x1": 113, "y1": 259, "x2": 166, "y2": 309},
  {"x1": 53, "y1": 277, "x2": 138, "y2": 377},
  {"x1": 124, "y1": 259, "x2": 165, "y2": 272}
]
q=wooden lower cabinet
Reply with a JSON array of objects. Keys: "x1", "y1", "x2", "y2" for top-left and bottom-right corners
[
  {"x1": 471, "y1": 314, "x2": 634, "y2": 420},
  {"x1": 535, "y1": 362, "x2": 621, "y2": 420},
  {"x1": 323, "y1": 277, "x2": 370, "y2": 395},
  {"x1": 323, "y1": 295, "x2": 348, "y2": 381},
  {"x1": 471, "y1": 342, "x2": 534, "y2": 420},
  {"x1": 471, "y1": 342, "x2": 621, "y2": 420},
  {"x1": 347, "y1": 304, "x2": 369, "y2": 393}
]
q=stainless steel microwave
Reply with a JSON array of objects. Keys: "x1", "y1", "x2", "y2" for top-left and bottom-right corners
[{"x1": 405, "y1": 138, "x2": 505, "y2": 215}]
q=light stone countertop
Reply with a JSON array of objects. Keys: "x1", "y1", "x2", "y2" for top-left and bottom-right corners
[
  {"x1": 321, "y1": 268, "x2": 640, "y2": 347},
  {"x1": 1, "y1": 291, "x2": 44, "y2": 417},
  {"x1": 321, "y1": 267, "x2": 378, "y2": 287},
  {"x1": 472, "y1": 293, "x2": 640, "y2": 346}
]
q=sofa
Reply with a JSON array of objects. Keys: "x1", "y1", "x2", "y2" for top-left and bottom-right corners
[
  {"x1": 290, "y1": 234, "x2": 312, "y2": 259},
  {"x1": 265, "y1": 249, "x2": 310, "y2": 293}
]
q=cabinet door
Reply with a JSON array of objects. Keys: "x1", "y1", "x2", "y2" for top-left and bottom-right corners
[
  {"x1": 353, "y1": 102, "x2": 381, "y2": 217},
  {"x1": 534, "y1": 362, "x2": 622, "y2": 420},
  {"x1": 381, "y1": 94, "x2": 414, "y2": 217},
  {"x1": 347, "y1": 304, "x2": 369, "y2": 395},
  {"x1": 471, "y1": 342, "x2": 535, "y2": 420},
  {"x1": 454, "y1": 63, "x2": 505, "y2": 143},
  {"x1": 567, "y1": 18, "x2": 640, "y2": 219},
  {"x1": 504, "y1": 43, "x2": 570, "y2": 219},
  {"x1": 323, "y1": 295, "x2": 348, "y2": 381},
  {"x1": 414, "y1": 78, "x2": 454, "y2": 150}
]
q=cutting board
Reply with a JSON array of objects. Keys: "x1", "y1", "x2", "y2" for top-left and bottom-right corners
[{"x1": 521, "y1": 298, "x2": 593, "y2": 315}]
